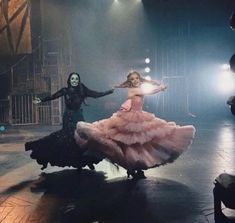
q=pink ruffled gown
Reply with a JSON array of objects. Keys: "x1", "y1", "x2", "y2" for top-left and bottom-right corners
[{"x1": 75, "y1": 95, "x2": 196, "y2": 171}]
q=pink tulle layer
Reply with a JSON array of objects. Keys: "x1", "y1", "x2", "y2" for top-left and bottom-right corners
[{"x1": 75, "y1": 96, "x2": 196, "y2": 170}]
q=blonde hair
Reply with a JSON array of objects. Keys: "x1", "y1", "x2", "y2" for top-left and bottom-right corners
[{"x1": 115, "y1": 70, "x2": 160, "y2": 88}]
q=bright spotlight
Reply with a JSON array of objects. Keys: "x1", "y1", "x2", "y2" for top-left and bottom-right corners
[
  {"x1": 145, "y1": 58, "x2": 150, "y2": 64},
  {"x1": 218, "y1": 71, "x2": 235, "y2": 94},
  {"x1": 114, "y1": 0, "x2": 118, "y2": 3},
  {"x1": 144, "y1": 67, "x2": 151, "y2": 73},
  {"x1": 221, "y1": 64, "x2": 230, "y2": 70},
  {"x1": 220, "y1": 79, "x2": 234, "y2": 93}
]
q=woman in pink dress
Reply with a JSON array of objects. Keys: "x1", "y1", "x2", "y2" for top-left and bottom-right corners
[{"x1": 75, "y1": 71, "x2": 196, "y2": 179}]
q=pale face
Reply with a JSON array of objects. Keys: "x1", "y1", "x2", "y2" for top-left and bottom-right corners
[
  {"x1": 129, "y1": 73, "x2": 140, "y2": 87},
  {"x1": 70, "y1": 74, "x2": 79, "y2": 87}
]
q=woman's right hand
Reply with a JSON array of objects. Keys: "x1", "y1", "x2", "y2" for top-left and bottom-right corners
[{"x1": 33, "y1": 97, "x2": 41, "y2": 104}]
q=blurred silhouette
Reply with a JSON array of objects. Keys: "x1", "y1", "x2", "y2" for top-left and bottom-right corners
[{"x1": 214, "y1": 173, "x2": 235, "y2": 223}]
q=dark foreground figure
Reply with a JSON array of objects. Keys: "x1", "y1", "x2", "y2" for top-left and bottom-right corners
[
  {"x1": 214, "y1": 173, "x2": 235, "y2": 223},
  {"x1": 25, "y1": 72, "x2": 113, "y2": 170}
]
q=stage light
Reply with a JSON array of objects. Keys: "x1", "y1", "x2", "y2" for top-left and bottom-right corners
[
  {"x1": 218, "y1": 71, "x2": 235, "y2": 94},
  {"x1": 229, "y1": 54, "x2": 235, "y2": 73},
  {"x1": 221, "y1": 64, "x2": 230, "y2": 70},
  {"x1": 145, "y1": 58, "x2": 150, "y2": 64},
  {"x1": 144, "y1": 67, "x2": 150, "y2": 73}
]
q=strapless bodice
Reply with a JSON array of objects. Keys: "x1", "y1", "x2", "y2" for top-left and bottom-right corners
[{"x1": 131, "y1": 96, "x2": 144, "y2": 111}]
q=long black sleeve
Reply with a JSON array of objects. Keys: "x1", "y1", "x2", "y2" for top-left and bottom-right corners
[{"x1": 40, "y1": 88, "x2": 66, "y2": 102}]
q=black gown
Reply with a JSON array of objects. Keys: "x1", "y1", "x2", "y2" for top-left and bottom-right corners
[{"x1": 25, "y1": 83, "x2": 113, "y2": 170}]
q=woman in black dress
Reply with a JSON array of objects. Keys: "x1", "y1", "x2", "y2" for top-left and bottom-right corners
[{"x1": 25, "y1": 72, "x2": 114, "y2": 171}]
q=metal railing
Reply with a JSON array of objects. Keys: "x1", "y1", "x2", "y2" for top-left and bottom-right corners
[
  {"x1": 0, "y1": 99, "x2": 9, "y2": 124},
  {"x1": 0, "y1": 94, "x2": 53, "y2": 125}
]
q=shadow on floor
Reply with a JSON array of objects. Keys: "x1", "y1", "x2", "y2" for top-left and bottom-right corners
[{"x1": 11, "y1": 169, "x2": 203, "y2": 223}]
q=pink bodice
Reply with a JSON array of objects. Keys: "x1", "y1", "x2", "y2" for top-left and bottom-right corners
[
  {"x1": 119, "y1": 96, "x2": 144, "y2": 112},
  {"x1": 131, "y1": 96, "x2": 144, "y2": 111}
]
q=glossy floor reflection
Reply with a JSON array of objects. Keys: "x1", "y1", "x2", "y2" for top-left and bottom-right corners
[{"x1": 0, "y1": 117, "x2": 235, "y2": 222}]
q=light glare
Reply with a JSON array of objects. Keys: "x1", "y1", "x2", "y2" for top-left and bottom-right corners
[
  {"x1": 221, "y1": 64, "x2": 230, "y2": 70},
  {"x1": 141, "y1": 83, "x2": 155, "y2": 94},
  {"x1": 145, "y1": 58, "x2": 150, "y2": 64},
  {"x1": 144, "y1": 75, "x2": 151, "y2": 81},
  {"x1": 217, "y1": 71, "x2": 235, "y2": 94},
  {"x1": 145, "y1": 67, "x2": 151, "y2": 73}
]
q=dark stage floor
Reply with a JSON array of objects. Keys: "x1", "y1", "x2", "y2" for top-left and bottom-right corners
[{"x1": 0, "y1": 116, "x2": 235, "y2": 222}]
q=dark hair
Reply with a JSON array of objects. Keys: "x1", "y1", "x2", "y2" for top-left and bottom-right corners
[{"x1": 67, "y1": 72, "x2": 81, "y2": 87}]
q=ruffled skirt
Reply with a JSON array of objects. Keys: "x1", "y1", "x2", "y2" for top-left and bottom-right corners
[
  {"x1": 75, "y1": 110, "x2": 196, "y2": 170},
  {"x1": 25, "y1": 109, "x2": 102, "y2": 169}
]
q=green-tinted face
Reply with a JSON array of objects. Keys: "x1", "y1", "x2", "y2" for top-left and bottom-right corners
[{"x1": 70, "y1": 74, "x2": 79, "y2": 87}]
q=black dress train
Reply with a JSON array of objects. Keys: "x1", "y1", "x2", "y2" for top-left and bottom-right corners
[{"x1": 25, "y1": 76, "x2": 113, "y2": 170}]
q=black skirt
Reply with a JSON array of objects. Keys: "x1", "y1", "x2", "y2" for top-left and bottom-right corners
[{"x1": 25, "y1": 109, "x2": 102, "y2": 170}]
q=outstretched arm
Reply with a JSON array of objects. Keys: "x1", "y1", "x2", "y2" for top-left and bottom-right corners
[
  {"x1": 145, "y1": 84, "x2": 167, "y2": 95},
  {"x1": 83, "y1": 84, "x2": 114, "y2": 98},
  {"x1": 128, "y1": 83, "x2": 167, "y2": 98},
  {"x1": 33, "y1": 88, "x2": 66, "y2": 104}
]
